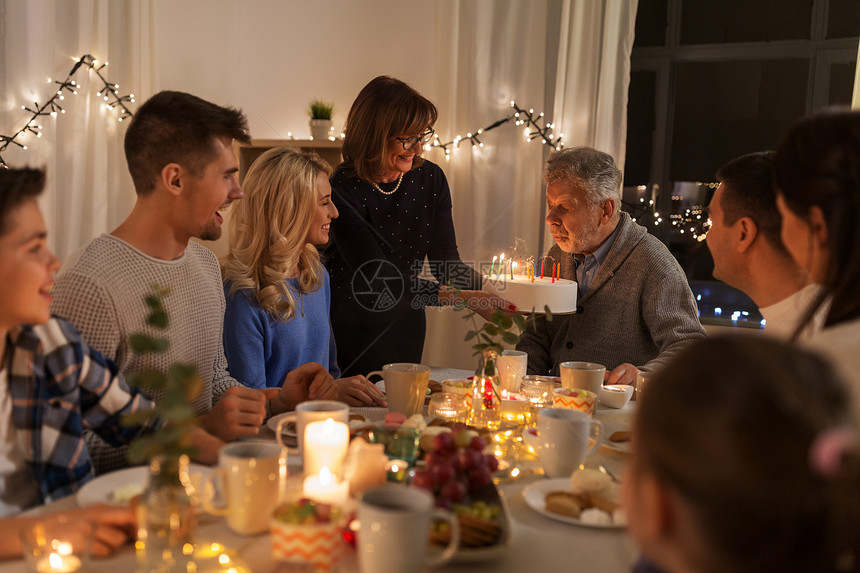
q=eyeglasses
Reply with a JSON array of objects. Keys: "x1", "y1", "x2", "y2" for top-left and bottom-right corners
[{"x1": 395, "y1": 129, "x2": 435, "y2": 151}]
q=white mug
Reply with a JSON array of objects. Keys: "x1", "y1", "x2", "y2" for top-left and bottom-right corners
[
  {"x1": 280, "y1": 399, "x2": 350, "y2": 457},
  {"x1": 202, "y1": 441, "x2": 287, "y2": 535},
  {"x1": 367, "y1": 363, "x2": 430, "y2": 417},
  {"x1": 498, "y1": 350, "x2": 528, "y2": 393},
  {"x1": 560, "y1": 361, "x2": 606, "y2": 395},
  {"x1": 537, "y1": 408, "x2": 602, "y2": 478},
  {"x1": 358, "y1": 485, "x2": 459, "y2": 573}
]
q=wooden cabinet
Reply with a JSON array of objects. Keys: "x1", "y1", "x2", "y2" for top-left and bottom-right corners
[{"x1": 234, "y1": 139, "x2": 343, "y2": 183}]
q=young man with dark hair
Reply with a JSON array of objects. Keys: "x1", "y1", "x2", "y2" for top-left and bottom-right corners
[
  {"x1": 52, "y1": 91, "x2": 335, "y2": 472},
  {"x1": 706, "y1": 151, "x2": 819, "y2": 338}
]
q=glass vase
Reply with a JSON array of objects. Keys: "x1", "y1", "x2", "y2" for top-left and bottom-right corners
[
  {"x1": 135, "y1": 454, "x2": 197, "y2": 573},
  {"x1": 470, "y1": 348, "x2": 502, "y2": 430}
]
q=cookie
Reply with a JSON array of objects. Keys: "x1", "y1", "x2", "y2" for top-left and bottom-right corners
[
  {"x1": 544, "y1": 491, "x2": 584, "y2": 518},
  {"x1": 609, "y1": 430, "x2": 632, "y2": 443}
]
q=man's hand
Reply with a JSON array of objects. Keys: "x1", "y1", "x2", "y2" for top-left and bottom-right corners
[
  {"x1": 334, "y1": 375, "x2": 387, "y2": 406},
  {"x1": 198, "y1": 385, "x2": 267, "y2": 441},
  {"x1": 272, "y1": 362, "x2": 336, "y2": 415},
  {"x1": 605, "y1": 363, "x2": 639, "y2": 385},
  {"x1": 186, "y1": 425, "x2": 225, "y2": 465}
]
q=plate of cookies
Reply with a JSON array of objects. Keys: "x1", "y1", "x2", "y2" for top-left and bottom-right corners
[{"x1": 522, "y1": 468, "x2": 626, "y2": 528}]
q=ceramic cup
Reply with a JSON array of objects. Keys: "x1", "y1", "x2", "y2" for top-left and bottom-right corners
[
  {"x1": 498, "y1": 350, "x2": 528, "y2": 393},
  {"x1": 367, "y1": 363, "x2": 431, "y2": 417},
  {"x1": 202, "y1": 441, "x2": 287, "y2": 535},
  {"x1": 537, "y1": 408, "x2": 602, "y2": 478},
  {"x1": 560, "y1": 361, "x2": 606, "y2": 395},
  {"x1": 279, "y1": 400, "x2": 350, "y2": 457},
  {"x1": 357, "y1": 485, "x2": 459, "y2": 573}
]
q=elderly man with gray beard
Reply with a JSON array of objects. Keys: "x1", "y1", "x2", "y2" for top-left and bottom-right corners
[{"x1": 517, "y1": 147, "x2": 705, "y2": 385}]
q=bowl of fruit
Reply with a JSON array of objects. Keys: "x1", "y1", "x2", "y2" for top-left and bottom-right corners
[
  {"x1": 411, "y1": 425, "x2": 510, "y2": 561},
  {"x1": 271, "y1": 499, "x2": 342, "y2": 572},
  {"x1": 552, "y1": 387, "x2": 597, "y2": 415}
]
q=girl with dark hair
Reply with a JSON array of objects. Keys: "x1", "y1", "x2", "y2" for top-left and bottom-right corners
[
  {"x1": 623, "y1": 335, "x2": 860, "y2": 573},
  {"x1": 773, "y1": 108, "x2": 860, "y2": 416}
]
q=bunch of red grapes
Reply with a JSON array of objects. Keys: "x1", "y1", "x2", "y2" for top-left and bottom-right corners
[{"x1": 412, "y1": 424, "x2": 500, "y2": 508}]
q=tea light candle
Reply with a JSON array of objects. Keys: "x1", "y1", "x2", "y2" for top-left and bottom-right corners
[
  {"x1": 303, "y1": 418, "x2": 349, "y2": 476},
  {"x1": 303, "y1": 467, "x2": 349, "y2": 506},
  {"x1": 36, "y1": 552, "x2": 81, "y2": 573},
  {"x1": 385, "y1": 459, "x2": 409, "y2": 483},
  {"x1": 500, "y1": 391, "x2": 527, "y2": 424}
]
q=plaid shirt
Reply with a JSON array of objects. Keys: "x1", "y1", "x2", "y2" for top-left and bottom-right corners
[{"x1": 6, "y1": 317, "x2": 159, "y2": 503}]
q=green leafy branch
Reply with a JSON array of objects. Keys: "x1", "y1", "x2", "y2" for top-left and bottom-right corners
[
  {"x1": 122, "y1": 284, "x2": 202, "y2": 463},
  {"x1": 453, "y1": 293, "x2": 552, "y2": 356}
]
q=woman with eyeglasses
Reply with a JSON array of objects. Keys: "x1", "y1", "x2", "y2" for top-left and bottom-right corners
[{"x1": 326, "y1": 75, "x2": 503, "y2": 376}]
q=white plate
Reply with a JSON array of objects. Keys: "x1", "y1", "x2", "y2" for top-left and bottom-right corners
[
  {"x1": 267, "y1": 412, "x2": 297, "y2": 437},
  {"x1": 522, "y1": 478, "x2": 625, "y2": 529},
  {"x1": 76, "y1": 464, "x2": 211, "y2": 507},
  {"x1": 266, "y1": 412, "x2": 373, "y2": 438}
]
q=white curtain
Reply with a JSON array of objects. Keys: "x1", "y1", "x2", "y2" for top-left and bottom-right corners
[
  {"x1": 0, "y1": 0, "x2": 151, "y2": 262},
  {"x1": 423, "y1": 0, "x2": 638, "y2": 369}
]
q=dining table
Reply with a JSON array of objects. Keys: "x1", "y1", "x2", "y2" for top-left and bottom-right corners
[{"x1": 0, "y1": 367, "x2": 640, "y2": 573}]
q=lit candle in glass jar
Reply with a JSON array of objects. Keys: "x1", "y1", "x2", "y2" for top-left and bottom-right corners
[{"x1": 500, "y1": 391, "x2": 527, "y2": 424}]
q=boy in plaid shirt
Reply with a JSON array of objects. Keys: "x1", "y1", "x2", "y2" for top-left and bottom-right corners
[{"x1": 0, "y1": 167, "x2": 219, "y2": 558}]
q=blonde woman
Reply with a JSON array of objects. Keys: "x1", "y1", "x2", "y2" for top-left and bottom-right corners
[{"x1": 222, "y1": 147, "x2": 386, "y2": 406}]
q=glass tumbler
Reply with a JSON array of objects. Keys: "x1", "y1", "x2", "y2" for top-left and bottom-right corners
[
  {"x1": 521, "y1": 376, "x2": 555, "y2": 408},
  {"x1": 427, "y1": 392, "x2": 469, "y2": 424}
]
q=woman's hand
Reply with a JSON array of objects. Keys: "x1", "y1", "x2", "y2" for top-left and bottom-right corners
[
  {"x1": 334, "y1": 376, "x2": 388, "y2": 407},
  {"x1": 439, "y1": 286, "x2": 516, "y2": 321},
  {"x1": 272, "y1": 363, "x2": 337, "y2": 414}
]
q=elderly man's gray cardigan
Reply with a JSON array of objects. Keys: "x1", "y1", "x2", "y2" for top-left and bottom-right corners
[{"x1": 517, "y1": 212, "x2": 706, "y2": 375}]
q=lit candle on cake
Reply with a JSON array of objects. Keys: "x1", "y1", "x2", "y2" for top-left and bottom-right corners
[
  {"x1": 303, "y1": 418, "x2": 349, "y2": 476},
  {"x1": 498, "y1": 253, "x2": 505, "y2": 277}
]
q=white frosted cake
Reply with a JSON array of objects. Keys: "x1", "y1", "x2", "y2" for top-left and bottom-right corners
[{"x1": 483, "y1": 275, "x2": 578, "y2": 313}]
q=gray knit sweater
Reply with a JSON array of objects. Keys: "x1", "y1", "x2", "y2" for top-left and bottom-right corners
[
  {"x1": 517, "y1": 213, "x2": 706, "y2": 375},
  {"x1": 51, "y1": 235, "x2": 241, "y2": 472}
]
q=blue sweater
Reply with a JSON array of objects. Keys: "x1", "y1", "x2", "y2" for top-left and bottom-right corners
[{"x1": 223, "y1": 271, "x2": 340, "y2": 389}]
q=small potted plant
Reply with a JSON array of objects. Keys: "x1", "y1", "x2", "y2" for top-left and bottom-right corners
[{"x1": 308, "y1": 99, "x2": 334, "y2": 140}]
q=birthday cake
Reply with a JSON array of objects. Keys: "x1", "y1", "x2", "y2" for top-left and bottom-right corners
[{"x1": 483, "y1": 275, "x2": 578, "y2": 314}]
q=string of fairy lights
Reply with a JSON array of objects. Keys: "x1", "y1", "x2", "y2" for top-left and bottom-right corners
[
  {"x1": 2, "y1": 55, "x2": 709, "y2": 239},
  {"x1": 0, "y1": 54, "x2": 134, "y2": 167},
  {"x1": 426, "y1": 101, "x2": 563, "y2": 156}
]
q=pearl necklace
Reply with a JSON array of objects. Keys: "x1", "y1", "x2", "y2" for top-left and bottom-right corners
[{"x1": 370, "y1": 173, "x2": 404, "y2": 195}]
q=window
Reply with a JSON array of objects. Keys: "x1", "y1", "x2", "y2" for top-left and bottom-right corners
[{"x1": 623, "y1": 0, "x2": 858, "y2": 326}]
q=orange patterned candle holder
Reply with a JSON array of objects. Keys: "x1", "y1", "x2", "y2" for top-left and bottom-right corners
[
  {"x1": 271, "y1": 520, "x2": 341, "y2": 572},
  {"x1": 552, "y1": 388, "x2": 597, "y2": 416}
]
